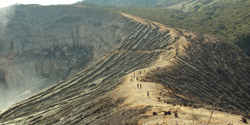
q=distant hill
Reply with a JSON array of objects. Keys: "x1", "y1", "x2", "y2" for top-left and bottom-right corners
[
  {"x1": 78, "y1": 0, "x2": 250, "y2": 56},
  {"x1": 81, "y1": 0, "x2": 160, "y2": 7},
  {"x1": 81, "y1": 0, "x2": 211, "y2": 8},
  {"x1": 81, "y1": 0, "x2": 221, "y2": 11}
]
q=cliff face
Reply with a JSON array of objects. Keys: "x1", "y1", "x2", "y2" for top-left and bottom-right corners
[
  {"x1": 0, "y1": 6, "x2": 249, "y2": 124},
  {"x1": 0, "y1": 5, "x2": 136, "y2": 109}
]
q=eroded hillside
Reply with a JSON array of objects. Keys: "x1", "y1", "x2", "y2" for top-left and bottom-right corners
[
  {"x1": 0, "y1": 5, "x2": 136, "y2": 110},
  {"x1": 0, "y1": 6, "x2": 249, "y2": 124}
]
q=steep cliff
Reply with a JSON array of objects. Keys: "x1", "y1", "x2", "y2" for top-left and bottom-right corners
[
  {"x1": 0, "y1": 6, "x2": 249, "y2": 124},
  {"x1": 0, "y1": 5, "x2": 135, "y2": 110}
]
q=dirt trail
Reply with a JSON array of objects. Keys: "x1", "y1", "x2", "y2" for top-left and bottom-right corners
[
  {"x1": 103, "y1": 16, "x2": 246, "y2": 124},
  {"x1": 112, "y1": 58, "x2": 246, "y2": 125}
]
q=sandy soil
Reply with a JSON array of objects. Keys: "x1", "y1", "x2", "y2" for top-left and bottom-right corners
[{"x1": 112, "y1": 56, "x2": 246, "y2": 125}]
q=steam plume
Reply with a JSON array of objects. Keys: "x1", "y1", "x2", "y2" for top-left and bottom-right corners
[{"x1": 0, "y1": 6, "x2": 15, "y2": 34}]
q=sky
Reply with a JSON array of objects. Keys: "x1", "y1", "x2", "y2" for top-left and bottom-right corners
[{"x1": 0, "y1": 0, "x2": 82, "y2": 8}]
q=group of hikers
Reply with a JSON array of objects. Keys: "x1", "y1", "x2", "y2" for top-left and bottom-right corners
[
  {"x1": 136, "y1": 83, "x2": 149, "y2": 97},
  {"x1": 130, "y1": 71, "x2": 150, "y2": 98},
  {"x1": 130, "y1": 69, "x2": 208, "y2": 103}
]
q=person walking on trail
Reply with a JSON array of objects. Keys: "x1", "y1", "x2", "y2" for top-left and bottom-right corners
[
  {"x1": 140, "y1": 84, "x2": 142, "y2": 89},
  {"x1": 147, "y1": 91, "x2": 149, "y2": 97},
  {"x1": 136, "y1": 77, "x2": 138, "y2": 82},
  {"x1": 137, "y1": 83, "x2": 139, "y2": 89}
]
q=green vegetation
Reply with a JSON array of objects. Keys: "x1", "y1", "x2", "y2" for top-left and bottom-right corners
[
  {"x1": 81, "y1": 0, "x2": 171, "y2": 7},
  {"x1": 76, "y1": 0, "x2": 250, "y2": 55},
  {"x1": 79, "y1": 0, "x2": 158, "y2": 7}
]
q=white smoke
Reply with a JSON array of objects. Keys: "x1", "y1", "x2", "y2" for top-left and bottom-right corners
[
  {"x1": 0, "y1": 6, "x2": 15, "y2": 34},
  {"x1": 0, "y1": 84, "x2": 22, "y2": 111},
  {"x1": 0, "y1": 75, "x2": 45, "y2": 111}
]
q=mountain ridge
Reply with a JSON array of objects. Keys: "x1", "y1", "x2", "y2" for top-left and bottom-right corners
[
  {"x1": 0, "y1": 6, "x2": 249, "y2": 124},
  {"x1": 77, "y1": 0, "x2": 250, "y2": 56}
]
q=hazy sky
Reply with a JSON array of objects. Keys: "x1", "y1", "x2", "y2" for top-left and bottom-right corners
[{"x1": 0, "y1": 0, "x2": 81, "y2": 8}]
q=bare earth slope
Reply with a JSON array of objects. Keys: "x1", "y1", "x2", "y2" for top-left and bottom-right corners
[
  {"x1": 0, "y1": 4, "x2": 136, "y2": 110},
  {"x1": 0, "y1": 7, "x2": 250, "y2": 125}
]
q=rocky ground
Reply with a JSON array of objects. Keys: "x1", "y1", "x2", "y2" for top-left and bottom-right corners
[
  {"x1": 0, "y1": 5, "x2": 249, "y2": 125},
  {"x1": 0, "y1": 4, "x2": 135, "y2": 110}
]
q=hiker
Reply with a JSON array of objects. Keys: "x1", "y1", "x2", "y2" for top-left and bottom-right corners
[
  {"x1": 174, "y1": 112, "x2": 178, "y2": 118},
  {"x1": 136, "y1": 77, "x2": 138, "y2": 81},
  {"x1": 137, "y1": 83, "x2": 139, "y2": 89},
  {"x1": 147, "y1": 91, "x2": 149, "y2": 97},
  {"x1": 140, "y1": 84, "x2": 142, "y2": 89}
]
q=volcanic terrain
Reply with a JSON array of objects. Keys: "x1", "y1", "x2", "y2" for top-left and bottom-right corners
[{"x1": 0, "y1": 4, "x2": 250, "y2": 125}]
